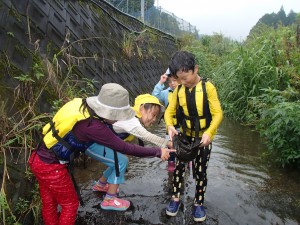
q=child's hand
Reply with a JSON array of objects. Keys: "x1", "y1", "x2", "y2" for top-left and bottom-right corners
[
  {"x1": 167, "y1": 140, "x2": 173, "y2": 149},
  {"x1": 161, "y1": 148, "x2": 176, "y2": 161},
  {"x1": 159, "y1": 74, "x2": 168, "y2": 84},
  {"x1": 167, "y1": 126, "x2": 178, "y2": 141},
  {"x1": 200, "y1": 133, "x2": 211, "y2": 147}
]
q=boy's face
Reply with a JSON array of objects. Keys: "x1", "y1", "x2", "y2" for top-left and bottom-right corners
[
  {"x1": 167, "y1": 76, "x2": 179, "y2": 90},
  {"x1": 176, "y1": 65, "x2": 199, "y2": 89}
]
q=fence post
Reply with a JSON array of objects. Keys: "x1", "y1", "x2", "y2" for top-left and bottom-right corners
[{"x1": 141, "y1": 0, "x2": 145, "y2": 22}]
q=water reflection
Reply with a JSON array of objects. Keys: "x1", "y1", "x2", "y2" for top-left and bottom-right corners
[{"x1": 207, "y1": 118, "x2": 300, "y2": 225}]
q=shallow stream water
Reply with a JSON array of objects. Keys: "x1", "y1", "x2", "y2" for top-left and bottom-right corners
[{"x1": 74, "y1": 118, "x2": 300, "y2": 225}]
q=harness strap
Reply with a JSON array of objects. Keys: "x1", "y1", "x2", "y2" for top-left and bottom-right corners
[
  {"x1": 176, "y1": 85, "x2": 186, "y2": 136},
  {"x1": 176, "y1": 79, "x2": 212, "y2": 139},
  {"x1": 183, "y1": 115, "x2": 206, "y2": 120},
  {"x1": 185, "y1": 86, "x2": 200, "y2": 141},
  {"x1": 113, "y1": 149, "x2": 120, "y2": 177},
  {"x1": 49, "y1": 121, "x2": 76, "y2": 161},
  {"x1": 106, "y1": 123, "x2": 124, "y2": 177}
]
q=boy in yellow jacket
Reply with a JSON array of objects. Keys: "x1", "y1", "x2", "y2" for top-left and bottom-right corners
[{"x1": 164, "y1": 51, "x2": 223, "y2": 222}]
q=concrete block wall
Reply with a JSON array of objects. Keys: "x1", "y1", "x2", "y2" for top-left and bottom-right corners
[{"x1": 0, "y1": 0, "x2": 178, "y2": 101}]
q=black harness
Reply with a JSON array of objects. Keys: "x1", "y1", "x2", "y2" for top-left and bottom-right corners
[
  {"x1": 176, "y1": 78, "x2": 212, "y2": 139},
  {"x1": 174, "y1": 78, "x2": 212, "y2": 162}
]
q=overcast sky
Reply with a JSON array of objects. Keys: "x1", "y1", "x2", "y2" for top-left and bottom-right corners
[{"x1": 155, "y1": 0, "x2": 300, "y2": 41}]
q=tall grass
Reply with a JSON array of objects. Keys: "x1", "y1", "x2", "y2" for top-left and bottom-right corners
[
  {"x1": 0, "y1": 36, "x2": 99, "y2": 224},
  {"x1": 213, "y1": 33, "x2": 290, "y2": 120},
  {"x1": 211, "y1": 25, "x2": 300, "y2": 166}
]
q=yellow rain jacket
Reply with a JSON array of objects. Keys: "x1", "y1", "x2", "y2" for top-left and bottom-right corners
[{"x1": 164, "y1": 80, "x2": 223, "y2": 140}]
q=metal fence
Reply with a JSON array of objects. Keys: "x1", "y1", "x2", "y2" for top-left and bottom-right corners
[{"x1": 103, "y1": 0, "x2": 199, "y2": 38}]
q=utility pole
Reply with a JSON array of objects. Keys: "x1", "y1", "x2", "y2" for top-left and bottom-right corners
[
  {"x1": 141, "y1": 0, "x2": 145, "y2": 23},
  {"x1": 156, "y1": 0, "x2": 161, "y2": 29}
]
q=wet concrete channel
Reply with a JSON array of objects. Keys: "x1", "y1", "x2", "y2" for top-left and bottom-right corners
[{"x1": 74, "y1": 118, "x2": 300, "y2": 225}]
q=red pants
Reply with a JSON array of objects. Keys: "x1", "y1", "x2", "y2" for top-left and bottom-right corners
[{"x1": 29, "y1": 152, "x2": 79, "y2": 225}]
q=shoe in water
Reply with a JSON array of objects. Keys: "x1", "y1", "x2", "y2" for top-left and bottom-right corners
[
  {"x1": 100, "y1": 197, "x2": 130, "y2": 211},
  {"x1": 166, "y1": 199, "x2": 180, "y2": 216},
  {"x1": 193, "y1": 205, "x2": 206, "y2": 222},
  {"x1": 167, "y1": 161, "x2": 175, "y2": 172},
  {"x1": 92, "y1": 181, "x2": 109, "y2": 192}
]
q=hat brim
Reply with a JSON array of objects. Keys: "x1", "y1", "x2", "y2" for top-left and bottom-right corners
[{"x1": 86, "y1": 96, "x2": 135, "y2": 121}]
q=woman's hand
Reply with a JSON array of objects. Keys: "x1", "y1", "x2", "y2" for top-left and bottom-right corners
[{"x1": 160, "y1": 148, "x2": 176, "y2": 161}]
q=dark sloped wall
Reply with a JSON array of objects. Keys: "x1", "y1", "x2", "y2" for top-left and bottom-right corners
[{"x1": 0, "y1": 0, "x2": 178, "y2": 101}]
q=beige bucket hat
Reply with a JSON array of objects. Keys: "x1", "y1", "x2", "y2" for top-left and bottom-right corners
[{"x1": 86, "y1": 83, "x2": 135, "y2": 121}]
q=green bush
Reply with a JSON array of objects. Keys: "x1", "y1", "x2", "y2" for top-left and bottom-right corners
[{"x1": 257, "y1": 101, "x2": 300, "y2": 167}]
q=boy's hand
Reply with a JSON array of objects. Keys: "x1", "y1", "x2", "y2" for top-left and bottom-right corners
[
  {"x1": 167, "y1": 140, "x2": 173, "y2": 149},
  {"x1": 161, "y1": 148, "x2": 176, "y2": 161},
  {"x1": 159, "y1": 74, "x2": 168, "y2": 84},
  {"x1": 200, "y1": 133, "x2": 211, "y2": 147},
  {"x1": 167, "y1": 125, "x2": 178, "y2": 141}
]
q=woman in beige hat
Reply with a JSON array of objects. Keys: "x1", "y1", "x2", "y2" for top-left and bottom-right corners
[{"x1": 28, "y1": 83, "x2": 174, "y2": 225}]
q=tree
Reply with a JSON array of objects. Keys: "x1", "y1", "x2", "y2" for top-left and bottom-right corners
[
  {"x1": 258, "y1": 13, "x2": 279, "y2": 28},
  {"x1": 286, "y1": 10, "x2": 297, "y2": 25},
  {"x1": 251, "y1": 7, "x2": 298, "y2": 35},
  {"x1": 277, "y1": 6, "x2": 287, "y2": 25}
]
